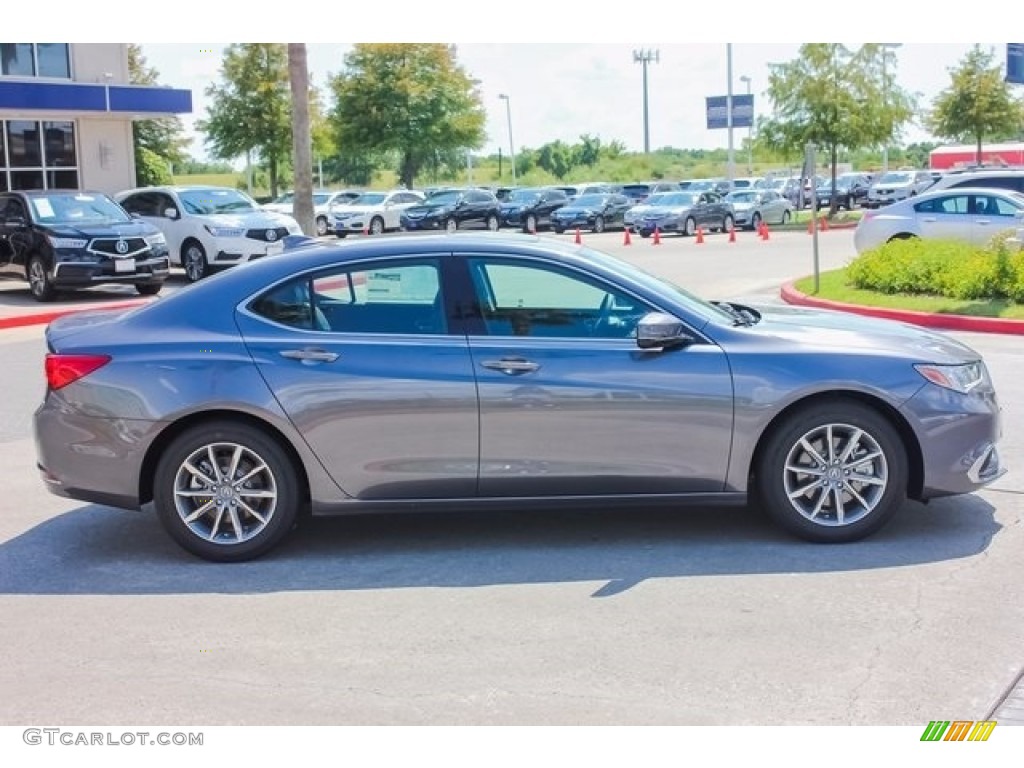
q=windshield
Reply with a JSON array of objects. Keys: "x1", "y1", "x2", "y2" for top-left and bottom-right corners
[
  {"x1": 766, "y1": 178, "x2": 788, "y2": 189},
  {"x1": 424, "y1": 190, "x2": 462, "y2": 206},
  {"x1": 350, "y1": 192, "x2": 387, "y2": 206},
  {"x1": 273, "y1": 192, "x2": 294, "y2": 204},
  {"x1": 652, "y1": 192, "x2": 697, "y2": 207},
  {"x1": 509, "y1": 189, "x2": 542, "y2": 203},
  {"x1": 179, "y1": 188, "x2": 257, "y2": 215},
  {"x1": 312, "y1": 193, "x2": 332, "y2": 205},
  {"x1": 727, "y1": 191, "x2": 758, "y2": 203},
  {"x1": 688, "y1": 180, "x2": 716, "y2": 191},
  {"x1": 573, "y1": 194, "x2": 608, "y2": 207},
  {"x1": 29, "y1": 193, "x2": 131, "y2": 225},
  {"x1": 878, "y1": 172, "x2": 912, "y2": 184}
]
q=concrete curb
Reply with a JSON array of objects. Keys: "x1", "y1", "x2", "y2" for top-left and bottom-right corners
[
  {"x1": 781, "y1": 282, "x2": 1024, "y2": 336},
  {"x1": 0, "y1": 300, "x2": 147, "y2": 331}
]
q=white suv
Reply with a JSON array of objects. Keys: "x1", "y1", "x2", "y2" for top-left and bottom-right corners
[
  {"x1": 865, "y1": 170, "x2": 936, "y2": 208},
  {"x1": 117, "y1": 186, "x2": 302, "y2": 282},
  {"x1": 925, "y1": 169, "x2": 1024, "y2": 196},
  {"x1": 262, "y1": 189, "x2": 361, "y2": 236},
  {"x1": 331, "y1": 190, "x2": 426, "y2": 237}
]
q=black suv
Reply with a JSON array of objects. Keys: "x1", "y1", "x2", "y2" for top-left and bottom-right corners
[
  {"x1": 499, "y1": 187, "x2": 569, "y2": 232},
  {"x1": 0, "y1": 190, "x2": 170, "y2": 301},
  {"x1": 401, "y1": 188, "x2": 501, "y2": 233}
]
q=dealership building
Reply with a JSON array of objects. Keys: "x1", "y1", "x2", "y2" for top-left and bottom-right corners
[{"x1": 0, "y1": 43, "x2": 191, "y2": 194}]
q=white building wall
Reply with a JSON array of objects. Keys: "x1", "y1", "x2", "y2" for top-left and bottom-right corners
[
  {"x1": 77, "y1": 117, "x2": 136, "y2": 195},
  {"x1": 70, "y1": 44, "x2": 130, "y2": 85}
]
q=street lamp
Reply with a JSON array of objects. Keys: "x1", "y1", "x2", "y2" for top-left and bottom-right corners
[
  {"x1": 632, "y1": 49, "x2": 659, "y2": 154},
  {"x1": 739, "y1": 75, "x2": 753, "y2": 174},
  {"x1": 498, "y1": 93, "x2": 516, "y2": 184},
  {"x1": 880, "y1": 43, "x2": 903, "y2": 174}
]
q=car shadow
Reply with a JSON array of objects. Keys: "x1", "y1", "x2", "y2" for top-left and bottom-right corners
[{"x1": 0, "y1": 495, "x2": 1000, "y2": 598}]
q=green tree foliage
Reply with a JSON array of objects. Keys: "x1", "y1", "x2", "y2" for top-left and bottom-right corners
[
  {"x1": 128, "y1": 45, "x2": 189, "y2": 185},
  {"x1": 329, "y1": 44, "x2": 486, "y2": 189},
  {"x1": 928, "y1": 46, "x2": 1024, "y2": 164},
  {"x1": 758, "y1": 44, "x2": 915, "y2": 211},
  {"x1": 573, "y1": 134, "x2": 602, "y2": 166},
  {"x1": 537, "y1": 140, "x2": 573, "y2": 179},
  {"x1": 199, "y1": 44, "x2": 292, "y2": 197}
]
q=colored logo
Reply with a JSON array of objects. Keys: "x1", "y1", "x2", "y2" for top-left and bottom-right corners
[{"x1": 920, "y1": 720, "x2": 996, "y2": 741}]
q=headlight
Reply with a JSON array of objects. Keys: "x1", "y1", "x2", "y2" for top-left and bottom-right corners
[
  {"x1": 914, "y1": 362, "x2": 986, "y2": 393},
  {"x1": 204, "y1": 225, "x2": 245, "y2": 237},
  {"x1": 48, "y1": 236, "x2": 88, "y2": 249},
  {"x1": 144, "y1": 232, "x2": 166, "y2": 246}
]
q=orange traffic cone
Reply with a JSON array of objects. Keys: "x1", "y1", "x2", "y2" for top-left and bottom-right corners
[
  {"x1": 806, "y1": 217, "x2": 814, "y2": 234},
  {"x1": 728, "y1": 224, "x2": 736, "y2": 243},
  {"x1": 623, "y1": 227, "x2": 632, "y2": 246},
  {"x1": 652, "y1": 227, "x2": 661, "y2": 245},
  {"x1": 820, "y1": 215, "x2": 829, "y2": 232},
  {"x1": 695, "y1": 227, "x2": 705, "y2": 244},
  {"x1": 574, "y1": 228, "x2": 582, "y2": 245},
  {"x1": 761, "y1": 221, "x2": 771, "y2": 241}
]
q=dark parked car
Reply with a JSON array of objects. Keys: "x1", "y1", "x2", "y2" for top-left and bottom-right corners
[
  {"x1": 624, "y1": 191, "x2": 735, "y2": 237},
  {"x1": 499, "y1": 187, "x2": 569, "y2": 232},
  {"x1": 34, "y1": 233, "x2": 1004, "y2": 561},
  {"x1": 549, "y1": 193, "x2": 634, "y2": 233},
  {"x1": 816, "y1": 173, "x2": 872, "y2": 210},
  {"x1": 0, "y1": 190, "x2": 169, "y2": 301},
  {"x1": 621, "y1": 181, "x2": 680, "y2": 203},
  {"x1": 400, "y1": 188, "x2": 501, "y2": 233}
]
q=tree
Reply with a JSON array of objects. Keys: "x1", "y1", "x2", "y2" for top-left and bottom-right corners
[
  {"x1": 574, "y1": 134, "x2": 602, "y2": 167},
  {"x1": 329, "y1": 44, "x2": 486, "y2": 189},
  {"x1": 128, "y1": 45, "x2": 189, "y2": 185},
  {"x1": 199, "y1": 44, "x2": 292, "y2": 198},
  {"x1": 537, "y1": 141, "x2": 573, "y2": 179},
  {"x1": 288, "y1": 44, "x2": 314, "y2": 236},
  {"x1": 928, "y1": 46, "x2": 1024, "y2": 164},
  {"x1": 758, "y1": 44, "x2": 915, "y2": 212}
]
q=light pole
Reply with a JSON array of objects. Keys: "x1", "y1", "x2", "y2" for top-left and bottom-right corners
[
  {"x1": 725, "y1": 44, "x2": 736, "y2": 187},
  {"x1": 880, "y1": 43, "x2": 902, "y2": 173},
  {"x1": 739, "y1": 75, "x2": 752, "y2": 174},
  {"x1": 498, "y1": 93, "x2": 516, "y2": 184},
  {"x1": 633, "y1": 49, "x2": 659, "y2": 153}
]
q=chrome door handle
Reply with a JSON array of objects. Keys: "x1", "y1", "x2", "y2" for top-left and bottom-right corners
[
  {"x1": 481, "y1": 358, "x2": 540, "y2": 375},
  {"x1": 921, "y1": 217, "x2": 937, "y2": 222},
  {"x1": 977, "y1": 219, "x2": 991, "y2": 225},
  {"x1": 279, "y1": 348, "x2": 339, "y2": 363}
]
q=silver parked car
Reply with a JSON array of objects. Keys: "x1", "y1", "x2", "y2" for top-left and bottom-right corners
[
  {"x1": 865, "y1": 170, "x2": 936, "y2": 208},
  {"x1": 725, "y1": 189, "x2": 793, "y2": 230},
  {"x1": 853, "y1": 186, "x2": 1024, "y2": 253},
  {"x1": 34, "y1": 234, "x2": 1004, "y2": 562}
]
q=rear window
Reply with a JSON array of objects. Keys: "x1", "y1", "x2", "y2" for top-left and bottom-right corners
[{"x1": 949, "y1": 176, "x2": 1024, "y2": 193}]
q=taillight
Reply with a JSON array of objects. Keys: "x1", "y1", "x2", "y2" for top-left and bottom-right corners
[{"x1": 45, "y1": 354, "x2": 111, "y2": 390}]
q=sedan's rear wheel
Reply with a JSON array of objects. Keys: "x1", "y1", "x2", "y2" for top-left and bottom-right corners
[
  {"x1": 593, "y1": 215, "x2": 606, "y2": 234},
  {"x1": 756, "y1": 401, "x2": 907, "y2": 543},
  {"x1": 684, "y1": 217, "x2": 697, "y2": 237},
  {"x1": 153, "y1": 422, "x2": 300, "y2": 562},
  {"x1": 750, "y1": 212, "x2": 762, "y2": 232}
]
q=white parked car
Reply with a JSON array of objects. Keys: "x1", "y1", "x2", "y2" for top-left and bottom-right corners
[
  {"x1": 262, "y1": 189, "x2": 361, "y2": 236},
  {"x1": 865, "y1": 170, "x2": 936, "y2": 208},
  {"x1": 117, "y1": 186, "x2": 302, "y2": 282},
  {"x1": 853, "y1": 186, "x2": 1024, "y2": 254},
  {"x1": 331, "y1": 190, "x2": 426, "y2": 237}
]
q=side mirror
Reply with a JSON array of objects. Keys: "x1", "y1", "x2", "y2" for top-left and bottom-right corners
[
  {"x1": 164, "y1": 207, "x2": 179, "y2": 220},
  {"x1": 129, "y1": 212, "x2": 142, "y2": 219},
  {"x1": 636, "y1": 312, "x2": 694, "y2": 350}
]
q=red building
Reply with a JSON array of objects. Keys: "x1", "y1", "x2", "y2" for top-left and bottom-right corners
[{"x1": 929, "y1": 142, "x2": 1024, "y2": 170}]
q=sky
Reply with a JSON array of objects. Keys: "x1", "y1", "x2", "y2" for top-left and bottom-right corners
[{"x1": 12, "y1": 0, "x2": 1024, "y2": 164}]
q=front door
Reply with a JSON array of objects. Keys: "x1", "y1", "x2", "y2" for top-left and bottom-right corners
[{"x1": 460, "y1": 255, "x2": 734, "y2": 497}]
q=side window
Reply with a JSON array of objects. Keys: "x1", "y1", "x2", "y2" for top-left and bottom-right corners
[
  {"x1": 982, "y1": 196, "x2": 1018, "y2": 216},
  {"x1": 914, "y1": 195, "x2": 968, "y2": 215},
  {"x1": 120, "y1": 193, "x2": 153, "y2": 216},
  {"x1": 468, "y1": 259, "x2": 654, "y2": 340},
  {"x1": 5, "y1": 197, "x2": 27, "y2": 220}
]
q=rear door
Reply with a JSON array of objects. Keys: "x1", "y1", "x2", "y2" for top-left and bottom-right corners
[
  {"x1": 237, "y1": 255, "x2": 480, "y2": 500},
  {"x1": 972, "y1": 193, "x2": 1022, "y2": 244},
  {"x1": 912, "y1": 194, "x2": 972, "y2": 241}
]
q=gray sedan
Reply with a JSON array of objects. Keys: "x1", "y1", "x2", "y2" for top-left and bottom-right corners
[
  {"x1": 34, "y1": 234, "x2": 1004, "y2": 561},
  {"x1": 725, "y1": 189, "x2": 793, "y2": 230},
  {"x1": 853, "y1": 186, "x2": 1024, "y2": 253}
]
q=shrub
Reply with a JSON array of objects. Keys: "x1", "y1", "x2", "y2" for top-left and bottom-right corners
[{"x1": 846, "y1": 238, "x2": 970, "y2": 295}]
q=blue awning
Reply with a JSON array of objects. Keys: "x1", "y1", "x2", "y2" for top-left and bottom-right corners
[{"x1": 0, "y1": 81, "x2": 192, "y2": 115}]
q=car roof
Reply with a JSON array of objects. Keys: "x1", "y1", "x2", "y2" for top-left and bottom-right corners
[{"x1": 6, "y1": 189, "x2": 110, "y2": 197}]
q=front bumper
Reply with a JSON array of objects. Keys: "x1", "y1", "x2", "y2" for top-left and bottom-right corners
[
  {"x1": 52, "y1": 256, "x2": 170, "y2": 287},
  {"x1": 635, "y1": 218, "x2": 680, "y2": 234},
  {"x1": 401, "y1": 216, "x2": 445, "y2": 231},
  {"x1": 208, "y1": 236, "x2": 287, "y2": 264}
]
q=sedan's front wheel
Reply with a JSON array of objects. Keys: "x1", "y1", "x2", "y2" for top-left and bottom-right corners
[
  {"x1": 755, "y1": 401, "x2": 907, "y2": 543},
  {"x1": 153, "y1": 421, "x2": 301, "y2": 562}
]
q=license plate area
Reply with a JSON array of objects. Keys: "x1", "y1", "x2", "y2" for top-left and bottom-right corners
[{"x1": 113, "y1": 258, "x2": 136, "y2": 273}]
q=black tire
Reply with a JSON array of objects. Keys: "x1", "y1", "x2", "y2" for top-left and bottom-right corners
[
  {"x1": 182, "y1": 239, "x2": 209, "y2": 283},
  {"x1": 485, "y1": 214, "x2": 499, "y2": 232},
  {"x1": 315, "y1": 216, "x2": 329, "y2": 237},
  {"x1": 27, "y1": 255, "x2": 57, "y2": 302},
  {"x1": 722, "y1": 214, "x2": 734, "y2": 233},
  {"x1": 755, "y1": 400, "x2": 908, "y2": 543},
  {"x1": 445, "y1": 218, "x2": 458, "y2": 234},
  {"x1": 684, "y1": 217, "x2": 697, "y2": 237},
  {"x1": 781, "y1": 210, "x2": 791, "y2": 225},
  {"x1": 553, "y1": 227, "x2": 565, "y2": 235},
  {"x1": 369, "y1": 216, "x2": 385, "y2": 235},
  {"x1": 524, "y1": 213, "x2": 537, "y2": 233},
  {"x1": 336, "y1": 231, "x2": 348, "y2": 239},
  {"x1": 153, "y1": 421, "x2": 301, "y2": 562},
  {"x1": 135, "y1": 282, "x2": 163, "y2": 296},
  {"x1": 750, "y1": 212, "x2": 762, "y2": 232},
  {"x1": 593, "y1": 215, "x2": 606, "y2": 234},
  {"x1": 639, "y1": 231, "x2": 651, "y2": 239}
]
